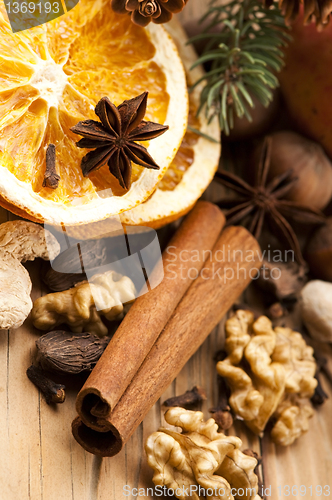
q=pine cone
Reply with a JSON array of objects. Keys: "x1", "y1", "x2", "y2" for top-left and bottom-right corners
[
  {"x1": 112, "y1": 0, "x2": 188, "y2": 27},
  {"x1": 264, "y1": 0, "x2": 332, "y2": 27}
]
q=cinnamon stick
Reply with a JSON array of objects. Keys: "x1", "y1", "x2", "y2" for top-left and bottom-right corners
[
  {"x1": 75, "y1": 201, "x2": 225, "y2": 427},
  {"x1": 72, "y1": 226, "x2": 261, "y2": 456}
]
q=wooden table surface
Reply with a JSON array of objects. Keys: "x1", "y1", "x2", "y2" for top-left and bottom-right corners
[
  {"x1": 1, "y1": 3, "x2": 332, "y2": 498},
  {"x1": 1, "y1": 199, "x2": 332, "y2": 499}
]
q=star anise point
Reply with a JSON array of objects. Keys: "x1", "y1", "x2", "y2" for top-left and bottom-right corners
[{"x1": 215, "y1": 137, "x2": 326, "y2": 265}]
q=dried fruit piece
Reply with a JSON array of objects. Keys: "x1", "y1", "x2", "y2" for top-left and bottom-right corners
[
  {"x1": 0, "y1": 1, "x2": 188, "y2": 225},
  {"x1": 119, "y1": 20, "x2": 220, "y2": 229}
]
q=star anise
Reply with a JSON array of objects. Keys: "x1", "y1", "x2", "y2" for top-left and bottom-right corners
[
  {"x1": 71, "y1": 92, "x2": 168, "y2": 191},
  {"x1": 111, "y1": 0, "x2": 188, "y2": 27},
  {"x1": 215, "y1": 137, "x2": 325, "y2": 265}
]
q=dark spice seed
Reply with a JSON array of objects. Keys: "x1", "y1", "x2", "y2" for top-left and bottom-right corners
[
  {"x1": 27, "y1": 365, "x2": 65, "y2": 404},
  {"x1": 209, "y1": 375, "x2": 233, "y2": 431},
  {"x1": 36, "y1": 331, "x2": 110, "y2": 375},
  {"x1": 163, "y1": 386, "x2": 207, "y2": 409},
  {"x1": 43, "y1": 144, "x2": 60, "y2": 189}
]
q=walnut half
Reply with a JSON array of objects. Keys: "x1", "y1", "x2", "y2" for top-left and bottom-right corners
[
  {"x1": 217, "y1": 310, "x2": 317, "y2": 446},
  {"x1": 31, "y1": 270, "x2": 136, "y2": 337},
  {"x1": 146, "y1": 407, "x2": 262, "y2": 500}
]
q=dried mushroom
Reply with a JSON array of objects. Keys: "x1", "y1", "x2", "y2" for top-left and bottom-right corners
[
  {"x1": 217, "y1": 310, "x2": 317, "y2": 446},
  {"x1": 146, "y1": 407, "x2": 262, "y2": 500},
  {"x1": 31, "y1": 270, "x2": 136, "y2": 337},
  {"x1": 0, "y1": 221, "x2": 60, "y2": 330}
]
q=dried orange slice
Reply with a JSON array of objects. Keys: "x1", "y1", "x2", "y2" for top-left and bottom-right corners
[
  {"x1": 120, "y1": 20, "x2": 220, "y2": 228},
  {"x1": 0, "y1": 0, "x2": 188, "y2": 225}
]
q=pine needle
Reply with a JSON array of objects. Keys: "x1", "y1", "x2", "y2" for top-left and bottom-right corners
[{"x1": 189, "y1": 0, "x2": 291, "y2": 135}]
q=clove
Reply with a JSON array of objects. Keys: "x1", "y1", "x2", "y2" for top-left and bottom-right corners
[
  {"x1": 266, "y1": 302, "x2": 286, "y2": 320},
  {"x1": 311, "y1": 353, "x2": 331, "y2": 406},
  {"x1": 311, "y1": 373, "x2": 329, "y2": 406},
  {"x1": 43, "y1": 144, "x2": 60, "y2": 189},
  {"x1": 316, "y1": 353, "x2": 332, "y2": 386},
  {"x1": 209, "y1": 375, "x2": 233, "y2": 431},
  {"x1": 243, "y1": 449, "x2": 265, "y2": 498},
  {"x1": 27, "y1": 365, "x2": 65, "y2": 404},
  {"x1": 163, "y1": 386, "x2": 206, "y2": 410}
]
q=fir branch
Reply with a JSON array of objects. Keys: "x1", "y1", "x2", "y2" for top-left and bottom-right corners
[{"x1": 189, "y1": 0, "x2": 291, "y2": 135}]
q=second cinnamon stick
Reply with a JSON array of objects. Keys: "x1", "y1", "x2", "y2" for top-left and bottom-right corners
[
  {"x1": 72, "y1": 226, "x2": 261, "y2": 455},
  {"x1": 76, "y1": 201, "x2": 225, "y2": 427}
]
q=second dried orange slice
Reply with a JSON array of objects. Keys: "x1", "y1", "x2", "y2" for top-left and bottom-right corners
[{"x1": 120, "y1": 20, "x2": 220, "y2": 228}]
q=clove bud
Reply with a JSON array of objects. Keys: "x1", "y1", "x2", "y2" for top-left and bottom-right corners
[
  {"x1": 209, "y1": 375, "x2": 233, "y2": 431},
  {"x1": 163, "y1": 386, "x2": 206, "y2": 410},
  {"x1": 311, "y1": 353, "x2": 331, "y2": 406},
  {"x1": 266, "y1": 302, "x2": 286, "y2": 320},
  {"x1": 27, "y1": 365, "x2": 65, "y2": 404},
  {"x1": 43, "y1": 144, "x2": 60, "y2": 189}
]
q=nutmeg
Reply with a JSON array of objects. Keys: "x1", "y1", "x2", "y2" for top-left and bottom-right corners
[
  {"x1": 262, "y1": 131, "x2": 332, "y2": 210},
  {"x1": 36, "y1": 331, "x2": 110, "y2": 374},
  {"x1": 43, "y1": 239, "x2": 107, "y2": 291},
  {"x1": 43, "y1": 268, "x2": 85, "y2": 292},
  {"x1": 227, "y1": 89, "x2": 280, "y2": 141},
  {"x1": 306, "y1": 218, "x2": 332, "y2": 282}
]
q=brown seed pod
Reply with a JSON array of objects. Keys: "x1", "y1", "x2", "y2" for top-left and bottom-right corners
[
  {"x1": 36, "y1": 331, "x2": 110, "y2": 375},
  {"x1": 43, "y1": 268, "x2": 86, "y2": 292},
  {"x1": 306, "y1": 218, "x2": 332, "y2": 282},
  {"x1": 42, "y1": 239, "x2": 107, "y2": 291}
]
